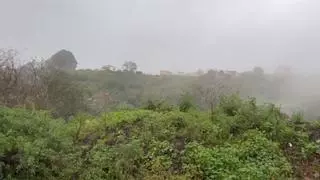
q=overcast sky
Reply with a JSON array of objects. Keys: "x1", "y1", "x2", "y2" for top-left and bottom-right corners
[{"x1": 1, "y1": 0, "x2": 320, "y2": 73}]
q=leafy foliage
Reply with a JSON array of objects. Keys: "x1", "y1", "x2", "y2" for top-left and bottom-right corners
[
  {"x1": 178, "y1": 93, "x2": 194, "y2": 112},
  {"x1": 122, "y1": 61, "x2": 138, "y2": 72},
  {"x1": 184, "y1": 131, "x2": 292, "y2": 180},
  {"x1": 1, "y1": 95, "x2": 319, "y2": 179},
  {"x1": 0, "y1": 108, "x2": 78, "y2": 179}
]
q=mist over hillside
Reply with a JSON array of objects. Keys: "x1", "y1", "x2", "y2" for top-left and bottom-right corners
[
  {"x1": 3, "y1": 47, "x2": 320, "y2": 119},
  {"x1": 1, "y1": 1, "x2": 320, "y2": 179}
]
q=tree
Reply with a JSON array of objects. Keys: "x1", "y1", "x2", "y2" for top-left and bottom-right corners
[
  {"x1": 253, "y1": 66, "x2": 264, "y2": 76},
  {"x1": 46, "y1": 49, "x2": 77, "y2": 71},
  {"x1": 179, "y1": 92, "x2": 194, "y2": 112},
  {"x1": 122, "y1": 61, "x2": 137, "y2": 72},
  {"x1": 0, "y1": 49, "x2": 87, "y2": 119},
  {"x1": 192, "y1": 73, "x2": 235, "y2": 120},
  {"x1": 0, "y1": 49, "x2": 20, "y2": 106}
]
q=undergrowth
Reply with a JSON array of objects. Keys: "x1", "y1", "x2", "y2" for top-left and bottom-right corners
[{"x1": 0, "y1": 95, "x2": 319, "y2": 179}]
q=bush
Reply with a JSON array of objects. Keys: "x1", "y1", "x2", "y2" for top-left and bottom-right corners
[
  {"x1": 1, "y1": 95, "x2": 319, "y2": 179},
  {"x1": 178, "y1": 93, "x2": 194, "y2": 112},
  {"x1": 183, "y1": 131, "x2": 292, "y2": 180},
  {"x1": 0, "y1": 107, "x2": 77, "y2": 179}
]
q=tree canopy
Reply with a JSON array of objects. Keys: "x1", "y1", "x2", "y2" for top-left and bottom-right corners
[
  {"x1": 46, "y1": 49, "x2": 78, "y2": 71},
  {"x1": 122, "y1": 61, "x2": 137, "y2": 72}
]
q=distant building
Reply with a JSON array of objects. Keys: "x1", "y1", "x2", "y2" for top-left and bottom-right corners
[
  {"x1": 160, "y1": 70, "x2": 173, "y2": 76},
  {"x1": 102, "y1": 65, "x2": 118, "y2": 71},
  {"x1": 185, "y1": 72, "x2": 200, "y2": 76},
  {"x1": 274, "y1": 65, "x2": 291, "y2": 76},
  {"x1": 177, "y1": 71, "x2": 202, "y2": 76},
  {"x1": 225, "y1": 70, "x2": 238, "y2": 77}
]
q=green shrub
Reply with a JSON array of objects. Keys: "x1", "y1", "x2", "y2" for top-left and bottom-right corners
[
  {"x1": 0, "y1": 107, "x2": 77, "y2": 179},
  {"x1": 184, "y1": 131, "x2": 292, "y2": 180},
  {"x1": 1, "y1": 95, "x2": 319, "y2": 179},
  {"x1": 178, "y1": 93, "x2": 194, "y2": 112}
]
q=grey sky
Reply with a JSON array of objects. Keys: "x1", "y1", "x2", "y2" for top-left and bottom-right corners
[{"x1": 1, "y1": 0, "x2": 320, "y2": 73}]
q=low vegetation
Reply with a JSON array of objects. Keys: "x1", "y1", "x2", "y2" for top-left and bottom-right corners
[
  {"x1": 1, "y1": 49, "x2": 320, "y2": 179},
  {"x1": 1, "y1": 96, "x2": 319, "y2": 179}
]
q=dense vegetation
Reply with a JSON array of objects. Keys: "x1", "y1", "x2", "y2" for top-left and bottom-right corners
[
  {"x1": 1, "y1": 49, "x2": 320, "y2": 179},
  {"x1": 1, "y1": 96, "x2": 319, "y2": 179}
]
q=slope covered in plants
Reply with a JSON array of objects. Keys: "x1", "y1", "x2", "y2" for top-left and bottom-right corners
[{"x1": 1, "y1": 96, "x2": 319, "y2": 179}]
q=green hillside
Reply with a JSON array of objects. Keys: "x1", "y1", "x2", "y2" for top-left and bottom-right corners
[{"x1": 1, "y1": 96, "x2": 319, "y2": 179}]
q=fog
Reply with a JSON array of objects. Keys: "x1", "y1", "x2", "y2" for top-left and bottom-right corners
[
  {"x1": 1, "y1": 0, "x2": 320, "y2": 107},
  {"x1": 1, "y1": 0, "x2": 320, "y2": 74}
]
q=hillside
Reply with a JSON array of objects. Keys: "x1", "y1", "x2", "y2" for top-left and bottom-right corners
[
  {"x1": 1, "y1": 50, "x2": 320, "y2": 179},
  {"x1": 71, "y1": 67, "x2": 311, "y2": 116},
  {"x1": 1, "y1": 96, "x2": 319, "y2": 179}
]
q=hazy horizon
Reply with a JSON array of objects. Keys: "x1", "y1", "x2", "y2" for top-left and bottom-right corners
[{"x1": 1, "y1": 0, "x2": 320, "y2": 74}]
